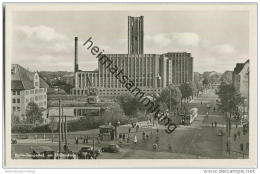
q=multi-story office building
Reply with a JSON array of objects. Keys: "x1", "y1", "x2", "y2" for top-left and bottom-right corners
[
  {"x1": 128, "y1": 16, "x2": 144, "y2": 54},
  {"x1": 72, "y1": 16, "x2": 194, "y2": 96},
  {"x1": 233, "y1": 60, "x2": 249, "y2": 114},
  {"x1": 11, "y1": 64, "x2": 49, "y2": 121}
]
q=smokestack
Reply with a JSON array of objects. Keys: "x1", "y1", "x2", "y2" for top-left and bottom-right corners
[{"x1": 74, "y1": 37, "x2": 78, "y2": 72}]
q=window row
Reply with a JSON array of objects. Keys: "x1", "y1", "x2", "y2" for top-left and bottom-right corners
[
  {"x1": 12, "y1": 91, "x2": 20, "y2": 95},
  {"x1": 13, "y1": 106, "x2": 20, "y2": 111},
  {"x1": 12, "y1": 98, "x2": 20, "y2": 103},
  {"x1": 25, "y1": 88, "x2": 47, "y2": 95}
]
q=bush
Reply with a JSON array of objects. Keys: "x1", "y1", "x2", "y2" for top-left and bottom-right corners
[
  {"x1": 11, "y1": 125, "x2": 34, "y2": 133},
  {"x1": 12, "y1": 124, "x2": 52, "y2": 133},
  {"x1": 32, "y1": 124, "x2": 52, "y2": 133}
]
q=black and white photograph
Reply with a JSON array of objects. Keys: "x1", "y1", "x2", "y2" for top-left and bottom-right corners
[{"x1": 3, "y1": 3, "x2": 257, "y2": 168}]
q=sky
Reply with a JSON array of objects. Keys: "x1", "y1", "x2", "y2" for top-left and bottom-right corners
[{"x1": 10, "y1": 10, "x2": 249, "y2": 73}]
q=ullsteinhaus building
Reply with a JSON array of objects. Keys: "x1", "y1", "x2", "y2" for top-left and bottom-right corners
[{"x1": 72, "y1": 16, "x2": 193, "y2": 96}]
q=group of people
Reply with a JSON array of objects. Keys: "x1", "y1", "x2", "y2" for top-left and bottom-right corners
[
  {"x1": 211, "y1": 121, "x2": 218, "y2": 127},
  {"x1": 74, "y1": 136, "x2": 89, "y2": 145}
]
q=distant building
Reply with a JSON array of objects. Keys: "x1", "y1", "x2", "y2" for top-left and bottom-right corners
[
  {"x1": 11, "y1": 64, "x2": 49, "y2": 121},
  {"x1": 72, "y1": 16, "x2": 194, "y2": 96},
  {"x1": 232, "y1": 59, "x2": 249, "y2": 114}
]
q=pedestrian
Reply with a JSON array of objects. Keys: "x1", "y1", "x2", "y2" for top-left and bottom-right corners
[
  {"x1": 136, "y1": 124, "x2": 139, "y2": 132},
  {"x1": 156, "y1": 135, "x2": 159, "y2": 143},
  {"x1": 234, "y1": 133, "x2": 237, "y2": 141},
  {"x1": 134, "y1": 135, "x2": 137, "y2": 144},
  {"x1": 237, "y1": 131, "x2": 241, "y2": 138},
  {"x1": 146, "y1": 134, "x2": 149, "y2": 140},
  {"x1": 97, "y1": 136, "x2": 101, "y2": 144},
  {"x1": 86, "y1": 136, "x2": 88, "y2": 143},
  {"x1": 214, "y1": 121, "x2": 217, "y2": 127},
  {"x1": 240, "y1": 144, "x2": 244, "y2": 152},
  {"x1": 84, "y1": 136, "x2": 87, "y2": 144},
  {"x1": 128, "y1": 127, "x2": 131, "y2": 133},
  {"x1": 213, "y1": 107, "x2": 216, "y2": 111},
  {"x1": 127, "y1": 135, "x2": 130, "y2": 143},
  {"x1": 75, "y1": 137, "x2": 77, "y2": 144},
  {"x1": 201, "y1": 101, "x2": 202, "y2": 105},
  {"x1": 156, "y1": 128, "x2": 159, "y2": 134},
  {"x1": 211, "y1": 122, "x2": 214, "y2": 128},
  {"x1": 122, "y1": 133, "x2": 126, "y2": 141},
  {"x1": 142, "y1": 131, "x2": 145, "y2": 141},
  {"x1": 168, "y1": 144, "x2": 172, "y2": 152},
  {"x1": 76, "y1": 137, "x2": 78, "y2": 145}
]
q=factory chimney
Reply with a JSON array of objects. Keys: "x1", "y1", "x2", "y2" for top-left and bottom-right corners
[{"x1": 74, "y1": 37, "x2": 79, "y2": 72}]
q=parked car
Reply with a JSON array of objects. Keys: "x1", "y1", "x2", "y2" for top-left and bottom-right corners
[
  {"x1": 78, "y1": 146, "x2": 93, "y2": 159},
  {"x1": 217, "y1": 129, "x2": 224, "y2": 136},
  {"x1": 11, "y1": 138, "x2": 17, "y2": 144},
  {"x1": 101, "y1": 144, "x2": 120, "y2": 153}
]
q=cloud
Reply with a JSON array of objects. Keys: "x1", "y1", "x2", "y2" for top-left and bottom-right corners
[
  {"x1": 145, "y1": 32, "x2": 201, "y2": 48},
  {"x1": 14, "y1": 25, "x2": 71, "y2": 54},
  {"x1": 172, "y1": 32, "x2": 200, "y2": 47},
  {"x1": 210, "y1": 44, "x2": 235, "y2": 55}
]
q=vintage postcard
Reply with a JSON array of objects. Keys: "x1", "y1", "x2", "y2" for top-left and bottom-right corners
[{"x1": 3, "y1": 3, "x2": 257, "y2": 168}]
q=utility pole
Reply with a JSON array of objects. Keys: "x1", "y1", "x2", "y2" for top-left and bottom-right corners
[
  {"x1": 61, "y1": 106, "x2": 64, "y2": 142},
  {"x1": 170, "y1": 89, "x2": 172, "y2": 114},
  {"x1": 58, "y1": 99, "x2": 61, "y2": 157},
  {"x1": 65, "y1": 115, "x2": 67, "y2": 153},
  {"x1": 93, "y1": 137, "x2": 95, "y2": 159}
]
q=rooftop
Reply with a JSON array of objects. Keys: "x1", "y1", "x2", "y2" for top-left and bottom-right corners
[{"x1": 11, "y1": 64, "x2": 49, "y2": 90}]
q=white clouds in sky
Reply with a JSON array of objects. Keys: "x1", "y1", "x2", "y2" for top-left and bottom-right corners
[
  {"x1": 12, "y1": 25, "x2": 240, "y2": 72},
  {"x1": 210, "y1": 44, "x2": 235, "y2": 55},
  {"x1": 145, "y1": 32, "x2": 201, "y2": 47},
  {"x1": 14, "y1": 25, "x2": 72, "y2": 54}
]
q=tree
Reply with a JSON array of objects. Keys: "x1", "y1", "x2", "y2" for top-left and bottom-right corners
[
  {"x1": 179, "y1": 83, "x2": 193, "y2": 102},
  {"x1": 202, "y1": 78, "x2": 209, "y2": 86},
  {"x1": 216, "y1": 82, "x2": 244, "y2": 116},
  {"x1": 117, "y1": 94, "x2": 143, "y2": 117},
  {"x1": 11, "y1": 114, "x2": 20, "y2": 128},
  {"x1": 157, "y1": 84, "x2": 182, "y2": 112},
  {"x1": 189, "y1": 81, "x2": 198, "y2": 98},
  {"x1": 25, "y1": 102, "x2": 44, "y2": 125},
  {"x1": 48, "y1": 117, "x2": 57, "y2": 133},
  {"x1": 221, "y1": 71, "x2": 233, "y2": 84},
  {"x1": 103, "y1": 103, "x2": 126, "y2": 123}
]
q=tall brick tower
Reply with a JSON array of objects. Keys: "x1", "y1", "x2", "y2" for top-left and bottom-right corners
[{"x1": 128, "y1": 16, "x2": 144, "y2": 54}]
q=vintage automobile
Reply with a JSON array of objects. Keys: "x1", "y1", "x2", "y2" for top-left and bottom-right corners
[
  {"x1": 78, "y1": 146, "x2": 101, "y2": 159},
  {"x1": 101, "y1": 144, "x2": 120, "y2": 153},
  {"x1": 78, "y1": 146, "x2": 93, "y2": 159},
  {"x1": 217, "y1": 129, "x2": 224, "y2": 136},
  {"x1": 11, "y1": 138, "x2": 17, "y2": 144}
]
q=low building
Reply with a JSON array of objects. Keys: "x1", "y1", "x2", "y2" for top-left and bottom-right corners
[
  {"x1": 11, "y1": 64, "x2": 49, "y2": 122},
  {"x1": 48, "y1": 106, "x2": 102, "y2": 122}
]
